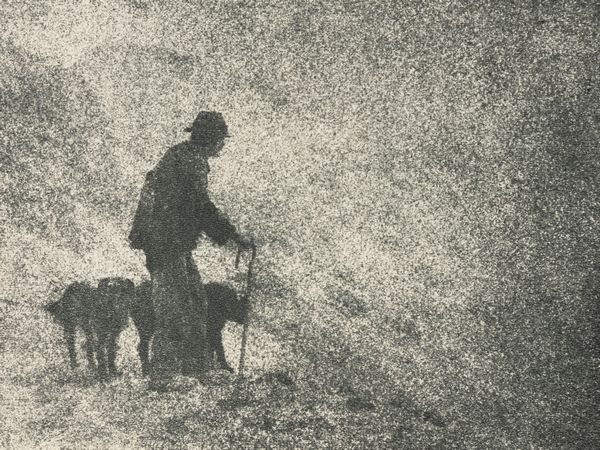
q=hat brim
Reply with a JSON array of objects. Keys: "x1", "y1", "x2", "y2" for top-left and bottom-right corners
[{"x1": 184, "y1": 127, "x2": 231, "y2": 137}]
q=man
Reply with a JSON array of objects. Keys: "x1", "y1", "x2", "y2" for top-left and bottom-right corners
[{"x1": 129, "y1": 111, "x2": 251, "y2": 389}]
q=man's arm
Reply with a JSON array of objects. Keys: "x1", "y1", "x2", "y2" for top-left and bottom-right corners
[
  {"x1": 185, "y1": 151, "x2": 251, "y2": 248},
  {"x1": 198, "y1": 200, "x2": 242, "y2": 246}
]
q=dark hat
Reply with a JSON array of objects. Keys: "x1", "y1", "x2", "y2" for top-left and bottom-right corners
[{"x1": 184, "y1": 111, "x2": 231, "y2": 138}]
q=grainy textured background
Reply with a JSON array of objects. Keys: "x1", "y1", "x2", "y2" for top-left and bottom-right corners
[{"x1": 1, "y1": 1, "x2": 599, "y2": 448}]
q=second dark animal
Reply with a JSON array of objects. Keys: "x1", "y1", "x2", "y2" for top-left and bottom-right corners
[
  {"x1": 130, "y1": 280, "x2": 248, "y2": 375},
  {"x1": 44, "y1": 277, "x2": 134, "y2": 379}
]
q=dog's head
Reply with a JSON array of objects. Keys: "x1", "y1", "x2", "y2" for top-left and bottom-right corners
[
  {"x1": 98, "y1": 277, "x2": 135, "y2": 301},
  {"x1": 43, "y1": 281, "x2": 95, "y2": 327},
  {"x1": 43, "y1": 299, "x2": 70, "y2": 327},
  {"x1": 235, "y1": 294, "x2": 250, "y2": 325},
  {"x1": 98, "y1": 277, "x2": 135, "y2": 292},
  {"x1": 208, "y1": 283, "x2": 248, "y2": 325}
]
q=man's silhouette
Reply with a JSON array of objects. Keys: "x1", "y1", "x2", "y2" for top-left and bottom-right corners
[{"x1": 129, "y1": 111, "x2": 250, "y2": 390}]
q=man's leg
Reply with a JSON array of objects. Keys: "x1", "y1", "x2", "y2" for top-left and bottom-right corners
[
  {"x1": 181, "y1": 255, "x2": 210, "y2": 376},
  {"x1": 149, "y1": 257, "x2": 188, "y2": 385}
]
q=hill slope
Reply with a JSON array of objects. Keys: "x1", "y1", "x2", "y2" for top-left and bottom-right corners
[{"x1": 1, "y1": 1, "x2": 599, "y2": 447}]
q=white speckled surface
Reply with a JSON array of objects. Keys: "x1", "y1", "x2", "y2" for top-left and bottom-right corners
[{"x1": 1, "y1": 1, "x2": 598, "y2": 448}]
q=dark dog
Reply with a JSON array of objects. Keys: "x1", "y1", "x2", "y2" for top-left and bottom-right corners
[
  {"x1": 44, "y1": 277, "x2": 134, "y2": 379},
  {"x1": 130, "y1": 280, "x2": 248, "y2": 375}
]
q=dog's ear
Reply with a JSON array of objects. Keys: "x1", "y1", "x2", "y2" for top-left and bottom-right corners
[{"x1": 98, "y1": 278, "x2": 110, "y2": 290}]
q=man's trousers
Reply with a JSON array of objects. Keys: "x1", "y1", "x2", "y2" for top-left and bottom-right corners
[{"x1": 149, "y1": 252, "x2": 210, "y2": 380}]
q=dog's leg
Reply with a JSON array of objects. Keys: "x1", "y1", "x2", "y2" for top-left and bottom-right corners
[
  {"x1": 82, "y1": 325, "x2": 96, "y2": 370},
  {"x1": 64, "y1": 327, "x2": 77, "y2": 369},
  {"x1": 95, "y1": 331, "x2": 109, "y2": 380},
  {"x1": 107, "y1": 331, "x2": 121, "y2": 377},
  {"x1": 213, "y1": 330, "x2": 233, "y2": 373},
  {"x1": 138, "y1": 330, "x2": 152, "y2": 376}
]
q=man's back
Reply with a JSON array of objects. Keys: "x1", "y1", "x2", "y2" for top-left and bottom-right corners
[{"x1": 131, "y1": 142, "x2": 210, "y2": 266}]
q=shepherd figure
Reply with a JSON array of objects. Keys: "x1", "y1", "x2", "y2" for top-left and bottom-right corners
[{"x1": 129, "y1": 111, "x2": 251, "y2": 391}]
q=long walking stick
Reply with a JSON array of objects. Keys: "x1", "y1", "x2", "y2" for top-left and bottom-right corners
[{"x1": 235, "y1": 239, "x2": 257, "y2": 378}]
